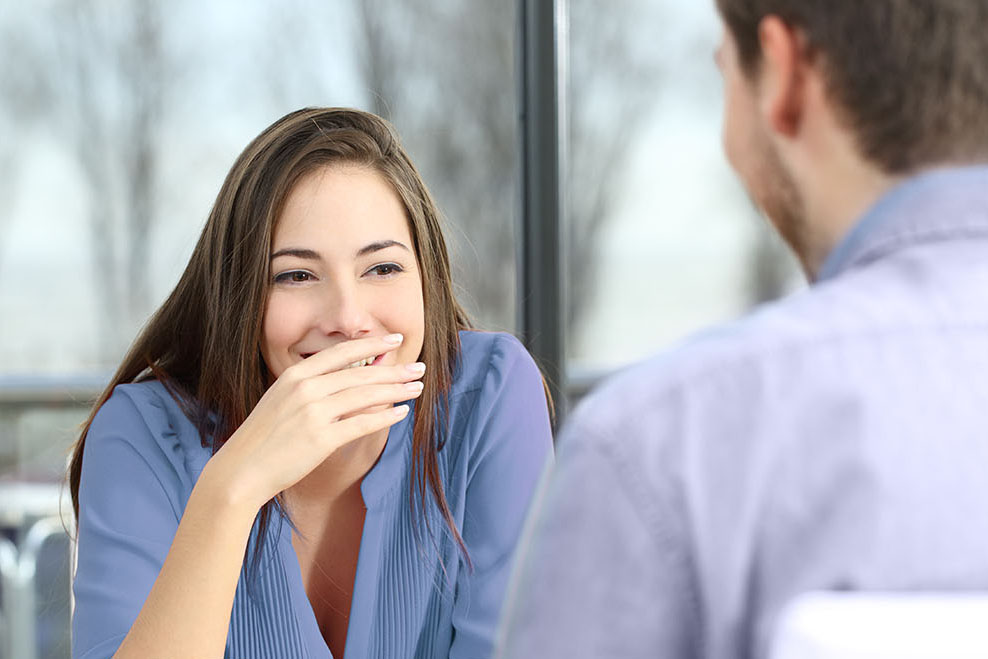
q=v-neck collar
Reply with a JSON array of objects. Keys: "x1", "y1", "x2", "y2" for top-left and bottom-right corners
[{"x1": 277, "y1": 411, "x2": 413, "y2": 658}]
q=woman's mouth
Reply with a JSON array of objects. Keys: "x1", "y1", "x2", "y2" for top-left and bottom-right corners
[
  {"x1": 346, "y1": 354, "x2": 385, "y2": 368},
  {"x1": 346, "y1": 356, "x2": 375, "y2": 369},
  {"x1": 298, "y1": 353, "x2": 384, "y2": 367}
]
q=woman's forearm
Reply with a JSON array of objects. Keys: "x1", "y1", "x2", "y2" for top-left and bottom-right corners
[{"x1": 113, "y1": 462, "x2": 259, "y2": 659}]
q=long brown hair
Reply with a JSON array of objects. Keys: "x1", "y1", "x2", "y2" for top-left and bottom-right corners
[{"x1": 68, "y1": 107, "x2": 473, "y2": 565}]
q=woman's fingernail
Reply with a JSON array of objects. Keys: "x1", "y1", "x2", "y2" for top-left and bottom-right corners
[
  {"x1": 384, "y1": 333, "x2": 403, "y2": 345},
  {"x1": 404, "y1": 381, "x2": 424, "y2": 393},
  {"x1": 406, "y1": 362, "x2": 426, "y2": 374},
  {"x1": 393, "y1": 404, "x2": 410, "y2": 417}
]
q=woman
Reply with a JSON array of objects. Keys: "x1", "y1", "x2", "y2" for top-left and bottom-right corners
[{"x1": 69, "y1": 108, "x2": 553, "y2": 659}]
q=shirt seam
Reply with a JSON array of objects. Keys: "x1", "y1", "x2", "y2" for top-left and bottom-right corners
[
  {"x1": 841, "y1": 223, "x2": 988, "y2": 277},
  {"x1": 568, "y1": 423, "x2": 703, "y2": 646},
  {"x1": 93, "y1": 392, "x2": 185, "y2": 523}
]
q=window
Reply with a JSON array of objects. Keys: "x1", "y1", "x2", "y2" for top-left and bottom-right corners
[
  {"x1": 0, "y1": 3, "x2": 520, "y2": 656},
  {"x1": 563, "y1": 0, "x2": 800, "y2": 393}
]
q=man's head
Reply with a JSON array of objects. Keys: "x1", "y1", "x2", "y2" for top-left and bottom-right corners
[
  {"x1": 717, "y1": 0, "x2": 988, "y2": 173},
  {"x1": 714, "y1": 0, "x2": 988, "y2": 276}
]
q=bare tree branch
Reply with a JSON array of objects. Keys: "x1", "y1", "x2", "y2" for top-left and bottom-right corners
[
  {"x1": 566, "y1": 0, "x2": 668, "y2": 331},
  {"x1": 347, "y1": 0, "x2": 673, "y2": 335},
  {"x1": 0, "y1": 12, "x2": 50, "y2": 277},
  {"x1": 33, "y1": 0, "x2": 169, "y2": 359},
  {"x1": 119, "y1": 0, "x2": 164, "y2": 320},
  {"x1": 352, "y1": 0, "x2": 518, "y2": 329}
]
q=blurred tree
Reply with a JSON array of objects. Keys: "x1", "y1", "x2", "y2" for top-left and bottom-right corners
[
  {"x1": 261, "y1": 0, "x2": 795, "y2": 356},
  {"x1": 254, "y1": 0, "x2": 518, "y2": 324},
  {"x1": 354, "y1": 0, "x2": 519, "y2": 330},
  {"x1": 565, "y1": 0, "x2": 670, "y2": 331},
  {"x1": 352, "y1": 0, "x2": 672, "y2": 336},
  {"x1": 0, "y1": 0, "x2": 169, "y2": 361},
  {"x1": 255, "y1": 1, "x2": 345, "y2": 111},
  {"x1": 0, "y1": 113, "x2": 16, "y2": 279},
  {"x1": 0, "y1": 13, "x2": 45, "y2": 277},
  {"x1": 49, "y1": 0, "x2": 167, "y2": 359}
]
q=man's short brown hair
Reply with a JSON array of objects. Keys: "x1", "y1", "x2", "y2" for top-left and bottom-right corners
[{"x1": 717, "y1": 0, "x2": 988, "y2": 173}]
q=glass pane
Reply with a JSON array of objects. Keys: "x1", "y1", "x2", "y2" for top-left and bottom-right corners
[
  {"x1": 0, "y1": 0, "x2": 519, "y2": 443},
  {"x1": 564, "y1": 0, "x2": 802, "y2": 379},
  {"x1": 348, "y1": 1, "x2": 520, "y2": 332},
  {"x1": 0, "y1": 3, "x2": 518, "y2": 655},
  {"x1": 1, "y1": 1, "x2": 517, "y2": 379}
]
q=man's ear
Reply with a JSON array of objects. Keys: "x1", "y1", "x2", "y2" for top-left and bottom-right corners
[{"x1": 757, "y1": 16, "x2": 809, "y2": 137}]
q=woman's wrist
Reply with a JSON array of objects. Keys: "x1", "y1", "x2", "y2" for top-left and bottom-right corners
[{"x1": 193, "y1": 458, "x2": 265, "y2": 523}]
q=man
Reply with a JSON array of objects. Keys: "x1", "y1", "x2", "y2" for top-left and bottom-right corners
[{"x1": 496, "y1": 1, "x2": 988, "y2": 657}]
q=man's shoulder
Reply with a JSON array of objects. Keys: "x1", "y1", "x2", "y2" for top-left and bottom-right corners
[
  {"x1": 586, "y1": 289, "x2": 822, "y2": 398},
  {"x1": 569, "y1": 273, "x2": 925, "y2": 441}
]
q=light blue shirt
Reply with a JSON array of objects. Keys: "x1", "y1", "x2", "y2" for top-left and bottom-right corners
[
  {"x1": 72, "y1": 331, "x2": 553, "y2": 658},
  {"x1": 497, "y1": 166, "x2": 988, "y2": 659}
]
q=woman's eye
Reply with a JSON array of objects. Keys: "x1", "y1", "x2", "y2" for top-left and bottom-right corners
[
  {"x1": 274, "y1": 270, "x2": 313, "y2": 284},
  {"x1": 368, "y1": 263, "x2": 403, "y2": 277}
]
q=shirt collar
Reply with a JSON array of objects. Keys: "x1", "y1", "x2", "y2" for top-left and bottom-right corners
[{"x1": 817, "y1": 164, "x2": 988, "y2": 282}]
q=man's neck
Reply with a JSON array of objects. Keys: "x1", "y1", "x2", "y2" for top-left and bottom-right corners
[{"x1": 795, "y1": 152, "x2": 902, "y2": 281}]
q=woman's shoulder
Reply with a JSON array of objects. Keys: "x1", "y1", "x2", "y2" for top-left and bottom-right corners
[
  {"x1": 93, "y1": 379, "x2": 192, "y2": 436},
  {"x1": 453, "y1": 330, "x2": 541, "y2": 397},
  {"x1": 445, "y1": 330, "x2": 552, "y2": 470},
  {"x1": 87, "y1": 379, "x2": 211, "y2": 486}
]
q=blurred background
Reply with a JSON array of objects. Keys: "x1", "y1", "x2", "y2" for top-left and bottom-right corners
[{"x1": 0, "y1": 1, "x2": 800, "y2": 656}]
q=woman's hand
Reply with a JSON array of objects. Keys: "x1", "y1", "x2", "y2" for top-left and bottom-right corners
[
  {"x1": 204, "y1": 332, "x2": 424, "y2": 511},
  {"x1": 106, "y1": 334, "x2": 421, "y2": 659}
]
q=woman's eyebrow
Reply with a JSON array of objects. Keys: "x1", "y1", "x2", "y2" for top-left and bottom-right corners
[
  {"x1": 270, "y1": 247, "x2": 321, "y2": 261},
  {"x1": 356, "y1": 240, "x2": 411, "y2": 257}
]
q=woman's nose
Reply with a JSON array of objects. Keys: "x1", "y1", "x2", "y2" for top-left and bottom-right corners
[{"x1": 315, "y1": 282, "x2": 373, "y2": 339}]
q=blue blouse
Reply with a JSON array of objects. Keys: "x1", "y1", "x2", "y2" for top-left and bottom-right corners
[{"x1": 72, "y1": 331, "x2": 553, "y2": 658}]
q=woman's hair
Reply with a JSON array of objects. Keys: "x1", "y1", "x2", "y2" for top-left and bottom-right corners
[{"x1": 68, "y1": 107, "x2": 473, "y2": 565}]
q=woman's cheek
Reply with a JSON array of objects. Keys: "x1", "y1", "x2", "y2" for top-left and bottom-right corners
[
  {"x1": 261, "y1": 292, "x2": 308, "y2": 377},
  {"x1": 400, "y1": 283, "x2": 426, "y2": 364}
]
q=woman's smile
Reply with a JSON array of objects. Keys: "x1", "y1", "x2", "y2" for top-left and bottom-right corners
[{"x1": 298, "y1": 351, "x2": 384, "y2": 369}]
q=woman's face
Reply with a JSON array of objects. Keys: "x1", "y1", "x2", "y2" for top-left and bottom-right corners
[{"x1": 261, "y1": 164, "x2": 426, "y2": 380}]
